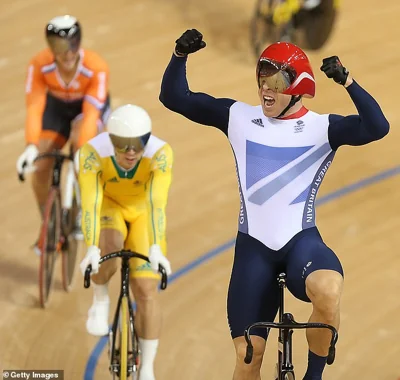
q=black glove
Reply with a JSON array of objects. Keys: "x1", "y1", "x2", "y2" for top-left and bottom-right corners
[
  {"x1": 175, "y1": 29, "x2": 206, "y2": 56},
  {"x1": 320, "y1": 56, "x2": 349, "y2": 85}
]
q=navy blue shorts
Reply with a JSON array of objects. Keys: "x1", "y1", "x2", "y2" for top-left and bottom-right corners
[{"x1": 227, "y1": 227, "x2": 344, "y2": 339}]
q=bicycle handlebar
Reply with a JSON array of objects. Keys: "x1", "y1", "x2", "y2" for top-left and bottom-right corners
[
  {"x1": 244, "y1": 320, "x2": 338, "y2": 365},
  {"x1": 18, "y1": 151, "x2": 73, "y2": 182},
  {"x1": 83, "y1": 250, "x2": 168, "y2": 290},
  {"x1": 18, "y1": 162, "x2": 29, "y2": 182}
]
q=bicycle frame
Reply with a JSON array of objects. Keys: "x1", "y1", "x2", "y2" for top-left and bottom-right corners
[
  {"x1": 109, "y1": 253, "x2": 136, "y2": 376},
  {"x1": 277, "y1": 273, "x2": 295, "y2": 376},
  {"x1": 244, "y1": 273, "x2": 338, "y2": 379},
  {"x1": 84, "y1": 250, "x2": 168, "y2": 378}
]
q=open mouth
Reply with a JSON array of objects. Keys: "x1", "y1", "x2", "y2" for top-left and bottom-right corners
[{"x1": 263, "y1": 95, "x2": 275, "y2": 108}]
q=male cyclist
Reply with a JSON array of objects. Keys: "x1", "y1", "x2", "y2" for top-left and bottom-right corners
[
  {"x1": 270, "y1": 0, "x2": 339, "y2": 50},
  {"x1": 77, "y1": 104, "x2": 173, "y2": 380},
  {"x1": 159, "y1": 29, "x2": 389, "y2": 380},
  {"x1": 16, "y1": 15, "x2": 110, "y2": 246}
]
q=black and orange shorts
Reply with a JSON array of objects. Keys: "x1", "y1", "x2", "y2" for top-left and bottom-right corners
[{"x1": 41, "y1": 93, "x2": 111, "y2": 146}]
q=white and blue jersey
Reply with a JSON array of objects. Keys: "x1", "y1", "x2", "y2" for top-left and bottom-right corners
[
  {"x1": 159, "y1": 54, "x2": 389, "y2": 250},
  {"x1": 229, "y1": 103, "x2": 334, "y2": 249}
]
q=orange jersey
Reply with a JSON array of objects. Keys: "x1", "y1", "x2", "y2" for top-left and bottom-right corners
[{"x1": 24, "y1": 48, "x2": 109, "y2": 145}]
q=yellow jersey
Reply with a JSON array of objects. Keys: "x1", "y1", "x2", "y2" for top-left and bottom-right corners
[{"x1": 77, "y1": 132, "x2": 173, "y2": 249}]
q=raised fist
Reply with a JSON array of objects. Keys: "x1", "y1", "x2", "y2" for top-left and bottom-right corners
[
  {"x1": 175, "y1": 29, "x2": 206, "y2": 56},
  {"x1": 320, "y1": 56, "x2": 349, "y2": 85}
]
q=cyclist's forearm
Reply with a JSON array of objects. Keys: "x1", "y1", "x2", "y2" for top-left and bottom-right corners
[
  {"x1": 81, "y1": 200, "x2": 101, "y2": 247},
  {"x1": 159, "y1": 54, "x2": 234, "y2": 132},
  {"x1": 148, "y1": 174, "x2": 171, "y2": 247},
  {"x1": 149, "y1": 203, "x2": 167, "y2": 247},
  {"x1": 77, "y1": 145, "x2": 104, "y2": 247},
  {"x1": 25, "y1": 103, "x2": 45, "y2": 145},
  {"x1": 79, "y1": 174, "x2": 103, "y2": 247}
]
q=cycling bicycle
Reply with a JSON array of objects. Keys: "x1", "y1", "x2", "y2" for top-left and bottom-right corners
[
  {"x1": 244, "y1": 273, "x2": 338, "y2": 380},
  {"x1": 250, "y1": 0, "x2": 339, "y2": 58},
  {"x1": 84, "y1": 250, "x2": 168, "y2": 380},
  {"x1": 19, "y1": 147, "x2": 81, "y2": 308}
]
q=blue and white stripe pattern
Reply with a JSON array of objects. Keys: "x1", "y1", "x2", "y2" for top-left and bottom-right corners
[{"x1": 228, "y1": 102, "x2": 334, "y2": 250}]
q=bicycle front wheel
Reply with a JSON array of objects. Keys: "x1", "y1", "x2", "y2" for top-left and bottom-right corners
[
  {"x1": 120, "y1": 296, "x2": 130, "y2": 379},
  {"x1": 61, "y1": 194, "x2": 80, "y2": 291},
  {"x1": 293, "y1": 0, "x2": 337, "y2": 50},
  {"x1": 38, "y1": 187, "x2": 61, "y2": 308}
]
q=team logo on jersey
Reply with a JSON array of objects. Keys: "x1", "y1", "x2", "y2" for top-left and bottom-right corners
[
  {"x1": 251, "y1": 118, "x2": 264, "y2": 127},
  {"x1": 294, "y1": 120, "x2": 305, "y2": 133},
  {"x1": 156, "y1": 152, "x2": 168, "y2": 172},
  {"x1": 108, "y1": 177, "x2": 119, "y2": 183},
  {"x1": 101, "y1": 215, "x2": 113, "y2": 226},
  {"x1": 133, "y1": 180, "x2": 142, "y2": 186},
  {"x1": 82, "y1": 151, "x2": 99, "y2": 173},
  {"x1": 136, "y1": 261, "x2": 152, "y2": 272}
]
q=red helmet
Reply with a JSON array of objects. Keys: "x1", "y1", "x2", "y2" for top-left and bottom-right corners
[{"x1": 256, "y1": 42, "x2": 315, "y2": 98}]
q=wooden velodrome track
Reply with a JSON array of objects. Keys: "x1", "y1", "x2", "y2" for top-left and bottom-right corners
[{"x1": 1, "y1": 0, "x2": 399, "y2": 379}]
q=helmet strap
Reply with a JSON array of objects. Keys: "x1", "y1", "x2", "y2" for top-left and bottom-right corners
[{"x1": 276, "y1": 95, "x2": 302, "y2": 118}]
